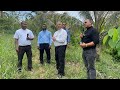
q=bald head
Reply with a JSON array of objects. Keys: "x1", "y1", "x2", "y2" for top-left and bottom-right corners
[
  {"x1": 84, "y1": 19, "x2": 93, "y2": 28},
  {"x1": 56, "y1": 21, "x2": 63, "y2": 30}
]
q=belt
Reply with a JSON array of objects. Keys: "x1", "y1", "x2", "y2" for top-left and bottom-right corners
[{"x1": 19, "y1": 45, "x2": 31, "y2": 47}]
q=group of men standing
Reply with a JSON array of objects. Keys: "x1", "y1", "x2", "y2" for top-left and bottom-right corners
[
  {"x1": 37, "y1": 21, "x2": 70, "y2": 77},
  {"x1": 14, "y1": 21, "x2": 70, "y2": 78},
  {"x1": 13, "y1": 19, "x2": 99, "y2": 79}
]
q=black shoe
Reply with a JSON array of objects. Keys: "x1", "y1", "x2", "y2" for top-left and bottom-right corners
[
  {"x1": 47, "y1": 61, "x2": 50, "y2": 64},
  {"x1": 27, "y1": 68, "x2": 32, "y2": 71},
  {"x1": 28, "y1": 69, "x2": 31, "y2": 71},
  {"x1": 57, "y1": 74, "x2": 63, "y2": 78},
  {"x1": 62, "y1": 73, "x2": 65, "y2": 76},
  {"x1": 60, "y1": 73, "x2": 65, "y2": 76},
  {"x1": 17, "y1": 68, "x2": 21, "y2": 72},
  {"x1": 56, "y1": 67, "x2": 59, "y2": 70},
  {"x1": 40, "y1": 62, "x2": 43, "y2": 64}
]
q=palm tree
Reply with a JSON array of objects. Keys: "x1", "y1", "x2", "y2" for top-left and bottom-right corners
[
  {"x1": 79, "y1": 11, "x2": 111, "y2": 32},
  {"x1": 0, "y1": 11, "x2": 4, "y2": 18}
]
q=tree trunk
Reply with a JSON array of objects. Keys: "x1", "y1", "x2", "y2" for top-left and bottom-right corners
[{"x1": 0, "y1": 11, "x2": 3, "y2": 18}]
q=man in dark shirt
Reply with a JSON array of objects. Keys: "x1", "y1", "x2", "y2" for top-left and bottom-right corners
[{"x1": 80, "y1": 19, "x2": 99, "y2": 79}]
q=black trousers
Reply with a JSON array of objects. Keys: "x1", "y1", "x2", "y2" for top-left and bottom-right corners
[
  {"x1": 18, "y1": 45, "x2": 32, "y2": 70},
  {"x1": 39, "y1": 43, "x2": 51, "y2": 63},
  {"x1": 82, "y1": 48, "x2": 96, "y2": 79},
  {"x1": 55, "y1": 45, "x2": 66, "y2": 75}
]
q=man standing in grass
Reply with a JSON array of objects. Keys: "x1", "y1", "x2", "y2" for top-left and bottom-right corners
[
  {"x1": 80, "y1": 19, "x2": 99, "y2": 79},
  {"x1": 52, "y1": 21, "x2": 67, "y2": 78},
  {"x1": 62, "y1": 22, "x2": 71, "y2": 46},
  {"x1": 14, "y1": 21, "x2": 34, "y2": 72},
  {"x1": 37, "y1": 23, "x2": 52, "y2": 64}
]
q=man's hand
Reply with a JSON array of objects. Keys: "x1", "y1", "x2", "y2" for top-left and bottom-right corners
[
  {"x1": 49, "y1": 46, "x2": 51, "y2": 49},
  {"x1": 67, "y1": 43, "x2": 70, "y2": 48},
  {"x1": 80, "y1": 33, "x2": 83, "y2": 38},
  {"x1": 80, "y1": 43, "x2": 87, "y2": 48},
  {"x1": 37, "y1": 46, "x2": 40, "y2": 50},
  {"x1": 27, "y1": 37, "x2": 34, "y2": 40},
  {"x1": 52, "y1": 37, "x2": 56, "y2": 42},
  {"x1": 26, "y1": 36, "x2": 30, "y2": 40},
  {"x1": 16, "y1": 47, "x2": 19, "y2": 53}
]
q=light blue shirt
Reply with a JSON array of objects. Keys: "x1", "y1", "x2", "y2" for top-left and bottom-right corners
[
  {"x1": 38, "y1": 30, "x2": 52, "y2": 46},
  {"x1": 64, "y1": 29, "x2": 71, "y2": 43}
]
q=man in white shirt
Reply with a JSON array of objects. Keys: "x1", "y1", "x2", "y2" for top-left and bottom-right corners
[
  {"x1": 14, "y1": 21, "x2": 34, "y2": 72},
  {"x1": 52, "y1": 21, "x2": 67, "y2": 78}
]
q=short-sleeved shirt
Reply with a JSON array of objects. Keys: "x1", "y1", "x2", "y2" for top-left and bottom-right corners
[
  {"x1": 82, "y1": 26, "x2": 99, "y2": 50},
  {"x1": 14, "y1": 28, "x2": 34, "y2": 46}
]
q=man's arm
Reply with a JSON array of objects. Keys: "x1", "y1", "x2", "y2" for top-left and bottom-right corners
[
  {"x1": 80, "y1": 29, "x2": 99, "y2": 48},
  {"x1": 27, "y1": 37, "x2": 34, "y2": 40},
  {"x1": 80, "y1": 41, "x2": 95, "y2": 48},
  {"x1": 37, "y1": 32, "x2": 40, "y2": 49},
  {"x1": 27, "y1": 31, "x2": 34, "y2": 40},
  {"x1": 67, "y1": 30, "x2": 70, "y2": 43},
  {"x1": 49, "y1": 32, "x2": 52, "y2": 49},
  {"x1": 55, "y1": 31, "x2": 67, "y2": 43},
  {"x1": 15, "y1": 39, "x2": 19, "y2": 52}
]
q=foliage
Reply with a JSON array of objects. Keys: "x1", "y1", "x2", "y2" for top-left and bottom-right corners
[
  {"x1": 1, "y1": 33, "x2": 120, "y2": 79},
  {"x1": 103, "y1": 27, "x2": 120, "y2": 61},
  {"x1": 25, "y1": 11, "x2": 82, "y2": 45},
  {"x1": 0, "y1": 12, "x2": 20, "y2": 34}
]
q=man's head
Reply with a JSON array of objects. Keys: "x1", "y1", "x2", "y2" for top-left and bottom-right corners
[
  {"x1": 21, "y1": 21, "x2": 27, "y2": 30},
  {"x1": 42, "y1": 23, "x2": 47, "y2": 30},
  {"x1": 62, "y1": 22, "x2": 66, "y2": 29},
  {"x1": 84, "y1": 19, "x2": 93, "y2": 28},
  {"x1": 56, "y1": 21, "x2": 62, "y2": 30}
]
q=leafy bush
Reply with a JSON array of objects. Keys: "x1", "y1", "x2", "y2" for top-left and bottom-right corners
[
  {"x1": 0, "y1": 17, "x2": 19, "y2": 34},
  {"x1": 103, "y1": 27, "x2": 120, "y2": 61}
]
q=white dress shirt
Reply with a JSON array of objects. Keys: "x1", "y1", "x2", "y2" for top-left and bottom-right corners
[
  {"x1": 53, "y1": 28, "x2": 67, "y2": 47},
  {"x1": 14, "y1": 28, "x2": 34, "y2": 46}
]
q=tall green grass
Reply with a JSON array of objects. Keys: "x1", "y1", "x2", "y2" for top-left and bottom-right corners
[{"x1": 1, "y1": 33, "x2": 120, "y2": 79}]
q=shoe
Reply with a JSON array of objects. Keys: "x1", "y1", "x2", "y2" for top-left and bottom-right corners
[
  {"x1": 17, "y1": 68, "x2": 21, "y2": 72},
  {"x1": 40, "y1": 62, "x2": 43, "y2": 64},
  {"x1": 27, "y1": 68, "x2": 32, "y2": 71},
  {"x1": 57, "y1": 74, "x2": 63, "y2": 78},
  {"x1": 59, "y1": 72, "x2": 65, "y2": 76},
  {"x1": 47, "y1": 61, "x2": 50, "y2": 64},
  {"x1": 62, "y1": 73, "x2": 65, "y2": 76}
]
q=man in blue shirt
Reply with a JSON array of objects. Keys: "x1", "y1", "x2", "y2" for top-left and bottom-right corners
[
  {"x1": 62, "y1": 23, "x2": 71, "y2": 50},
  {"x1": 37, "y1": 23, "x2": 52, "y2": 64},
  {"x1": 62, "y1": 23, "x2": 70, "y2": 44}
]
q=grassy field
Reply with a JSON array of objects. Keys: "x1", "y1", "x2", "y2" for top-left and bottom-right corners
[{"x1": 0, "y1": 33, "x2": 120, "y2": 79}]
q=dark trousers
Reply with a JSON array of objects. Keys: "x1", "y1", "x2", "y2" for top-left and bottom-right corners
[
  {"x1": 55, "y1": 45, "x2": 66, "y2": 75},
  {"x1": 18, "y1": 45, "x2": 32, "y2": 70},
  {"x1": 82, "y1": 48, "x2": 96, "y2": 79},
  {"x1": 39, "y1": 43, "x2": 51, "y2": 63}
]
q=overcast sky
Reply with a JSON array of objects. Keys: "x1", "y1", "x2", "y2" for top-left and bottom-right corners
[
  {"x1": 17, "y1": 11, "x2": 83, "y2": 22},
  {"x1": 56, "y1": 11, "x2": 83, "y2": 21}
]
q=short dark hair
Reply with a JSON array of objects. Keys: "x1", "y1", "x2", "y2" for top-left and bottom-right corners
[
  {"x1": 87, "y1": 19, "x2": 93, "y2": 24},
  {"x1": 21, "y1": 21, "x2": 27, "y2": 24}
]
